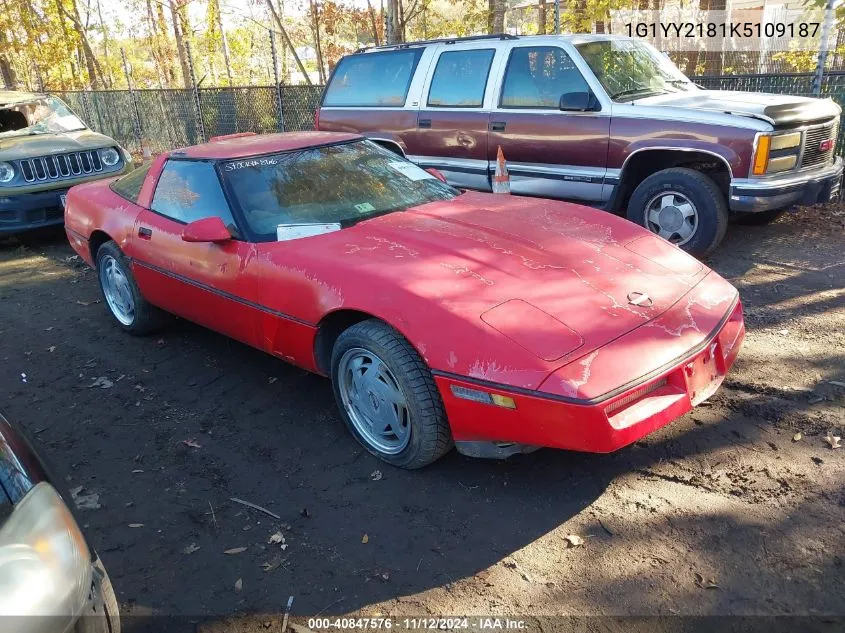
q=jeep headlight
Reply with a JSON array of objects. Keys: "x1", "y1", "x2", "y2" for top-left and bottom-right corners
[
  {"x1": 0, "y1": 483, "x2": 92, "y2": 625},
  {"x1": 98, "y1": 147, "x2": 121, "y2": 167},
  {"x1": 0, "y1": 162, "x2": 14, "y2": 184},
  {"x1": 752, "y1": 132, "x2": 801, "y2": 175}
]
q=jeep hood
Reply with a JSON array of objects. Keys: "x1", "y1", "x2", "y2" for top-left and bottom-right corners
[
  {"x1": 0, "y1": 129, "x2": 118, "y2": 161},
  {"x1": 637, "y1": 90, "x2": 841, "y2": 126}
]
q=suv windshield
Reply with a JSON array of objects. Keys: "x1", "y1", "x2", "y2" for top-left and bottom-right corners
[
  {"x1": 222, "y1": 140, "x2": 459, "y2": 241},
  {"x1": 0, "y1": 96, "x2": 87, "y2": 138},
  {"x1": 576, "y1": 40, "x2": 695, "y2": 102}
]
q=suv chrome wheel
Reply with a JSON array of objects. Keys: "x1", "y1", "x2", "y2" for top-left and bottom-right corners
[
  {"x1": 644, "y1": 190, "x2": 699, "y2": 246},
  {"x1": 337, "y1": 347, "x2": 411, "y2": 455},
  {"x1": 99, "y1": 254, "x2": 135, "y2": 326}
]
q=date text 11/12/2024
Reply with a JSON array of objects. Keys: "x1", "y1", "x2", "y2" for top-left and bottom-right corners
[{"x1": 307, "y1": 618, "x2": 528, "y2": 630}]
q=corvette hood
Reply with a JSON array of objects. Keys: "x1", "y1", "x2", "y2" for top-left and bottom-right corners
[
  {"x1": 636, "y1": 90, "x2": 841, "y2": 126},
  {"x1": 0, "y1": 129, "x2": 118, "y2": 161},
  {"x1": 261, "y1": 192, "x2": 735, "y2": 389}
]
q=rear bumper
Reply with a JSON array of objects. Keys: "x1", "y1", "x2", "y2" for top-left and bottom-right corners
[
  {"x1": 729, "y1": 156, "x2": 842, "y2": 213},
  {"x1": 0, "y1": 188, "x2": 68, "y2": 234},
  {"x1": 436, "y1": 300, "x2": 745, "y2": 454}
]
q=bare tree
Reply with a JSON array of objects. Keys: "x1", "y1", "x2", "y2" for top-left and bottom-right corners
[
  {"x1": 538, "y1": 0, "x2": 546, "y2": 34},
  {"x1": 488, "y1": 0, "x2": 505, "y2": 33},
  {"x1": 264, "y1": 0, "x2": 313, "y2": 85},
  {"x1": 169, "y1": 0, "x2": 191, "y2": 88},
  {"x1": 309, "y1": 0, "x2": 326, "y2": 83}
]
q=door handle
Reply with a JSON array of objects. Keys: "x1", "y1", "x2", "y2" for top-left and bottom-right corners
[
  {"x1": 418, "y1": 118, "x2": 432, "y2": 129},
  {"x1": 490, "y1": 121, "x2": 506, "y2": 132},
  {"x1": 138, "y1": 227, "x2": 152, "y2": 240}
]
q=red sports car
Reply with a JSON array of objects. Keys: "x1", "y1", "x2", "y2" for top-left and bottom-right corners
[{"x1": 64, "y1": 132, "x2": 745, "y2": 468}]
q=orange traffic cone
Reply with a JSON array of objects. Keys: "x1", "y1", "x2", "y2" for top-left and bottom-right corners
[{"x1": 492, "y1": 145, "x2": 510, "y2": 195}]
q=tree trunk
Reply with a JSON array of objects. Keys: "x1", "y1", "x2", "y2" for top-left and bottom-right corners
[
  {"x1": 95, "y1": 0, "x2": 114, "y2": 86},
  {"x1": 366, "y1": 0, "x2": 381, "y2": 45},
  {"x1": 538, "y1": 0, "x2": 546, "y2": 34},
  {"x1": 169, "y1": 0, "x2": 191, "y2": 88},
  {"x1": 310, "y1": 0, "x2": 326, "y2": 83},
  {"x1": 209, "y1": 0, "x2": 233, "y2": 86},
  {"x1": 66, "y1": 0, "x2": 102, "y2": 88},
  {"x1": 387, "y1": 0, "x2": 402, "y2": 43},
  {"x1": 265, "y1": 0, "x2": 313, "y2": 85},
  {"x1": 489, "y1": 0, "x2": 505, "y2": 33}
]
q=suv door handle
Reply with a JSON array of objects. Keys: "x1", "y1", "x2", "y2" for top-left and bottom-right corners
[
  {"x1": 418, "y1": 119, "x2": 432, "y2": 129},
  {"x1": 138, "y1": 227, "x2": 152, "y2": 240},
  {"x1": 490, "y1": 121, "x2": 506, "y2": 132}
]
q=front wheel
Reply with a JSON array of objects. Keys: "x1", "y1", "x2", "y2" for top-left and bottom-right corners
[
  {"x1": 627, "y1": 167, "x2": 728, "y2": 258},
  {"x1": 330, "y1": 319, "x2": 453, "y2": 469},
  {"x1": 95, "y1": 241, "x2": 170, "y2": 335}
]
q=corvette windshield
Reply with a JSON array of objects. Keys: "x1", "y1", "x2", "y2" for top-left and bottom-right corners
[
  {"x1": 0, "y1": 96, "x2": 87, "y2": 138},
  {"x1": 575, "y1": 40, "x2": 695, "y2": 102},
  {"x1": 222, "y1": 140, "x2": 459, "y2": 241}
]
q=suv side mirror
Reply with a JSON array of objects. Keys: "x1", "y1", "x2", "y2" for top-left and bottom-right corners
[
  {"x1": 181, "y1": 216, "x2": 232, "y2": 243},
  {"x1": 559, "y1": 91, "x2": 595, "y2": 112}
]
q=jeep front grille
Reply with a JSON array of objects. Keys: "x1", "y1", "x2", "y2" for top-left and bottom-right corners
[
  {"x1": 800, "y1": 121, "x2": 838, "y2": 169},
  {"x1": 17, "y1": 150, "x2": 105, "y2": 184}
]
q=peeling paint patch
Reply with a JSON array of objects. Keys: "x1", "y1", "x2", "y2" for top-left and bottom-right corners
[
  {"x1": 439, "y1": 262, "x2": 495, "y2": 286},
  {"x1": 553, "y1": 350, "x2": 599, "y2": 398},
  {"x1": 447, "y1": 351, "x2": 458, "y2": 369}
]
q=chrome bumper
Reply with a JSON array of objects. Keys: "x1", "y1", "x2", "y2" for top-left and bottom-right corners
[{"x1": 729, "y1": 156, "x2": 843, "y2": 213}]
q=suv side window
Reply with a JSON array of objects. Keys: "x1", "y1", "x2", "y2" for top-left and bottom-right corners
[
  {"x1": 110, "y1": 162, "x2": 152, "y2": 203},
  {"x1": 323, "y1": 49, "x2": 423, "y2": 107},
  {"x1": 500, "y1": 46, "x2": 590, "y2": 109},
  {"x1": 151, "y1": 160, "x2": 237, "y2": 230},
  {"x1": 427, "y1": 49, "x2": 495, "y2": 108}
]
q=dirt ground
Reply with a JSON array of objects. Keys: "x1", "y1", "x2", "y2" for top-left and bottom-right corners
[{"x1": 0, "y1": 204, "x2": 843, "y2": 632}]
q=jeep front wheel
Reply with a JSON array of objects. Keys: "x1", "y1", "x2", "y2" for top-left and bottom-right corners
[{"x1": 627, "y1": 167, "x2": 728, "y2": 258}]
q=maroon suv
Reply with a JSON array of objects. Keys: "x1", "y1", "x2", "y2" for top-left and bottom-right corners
[{"x1": 317, "y1": 34, "x2": 842, "y2": 256}]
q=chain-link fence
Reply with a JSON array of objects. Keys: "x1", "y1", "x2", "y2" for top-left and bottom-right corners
[
  {"x1": 53, "y1": 85, "x2": 324, "y2": 155},
  {"x1": 54, "y1": 71, "x2": 844, "y2": 158}
]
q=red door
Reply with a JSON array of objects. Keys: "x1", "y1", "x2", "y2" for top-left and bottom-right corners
[{"x1": 127, "y1": 158, "x2": 265, "y2": 349}]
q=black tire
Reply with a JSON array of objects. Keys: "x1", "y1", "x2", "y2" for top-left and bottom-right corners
[
  {"x1": 330, "y1": 319, "x2": 453, "y2": 469},
  {"x1": 733, "y1": 209, "x2": 785, "y2": 225},
  {"x1": 627, "y1": 167, "x2": 729, "y2": 258},
  {"x1": 74, "y1": 557, "x2": 120, "y2": 633},
  {"x1": 94, "y1": 241, "x2": 170, "y2": 335}
]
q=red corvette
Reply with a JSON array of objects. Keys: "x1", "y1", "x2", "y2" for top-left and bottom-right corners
[{"x1": 64, "y1": 132, "x2": 745, "y2": 468}]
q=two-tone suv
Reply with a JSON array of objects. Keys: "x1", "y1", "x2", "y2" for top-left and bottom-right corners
[
  {"x1": 317, "y1": 34, "x2": 843, "y2": 256},
  {"x1": 0, "y1": 91, "x2": 131, "y2": 236}
]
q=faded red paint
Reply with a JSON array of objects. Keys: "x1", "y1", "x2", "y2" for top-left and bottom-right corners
[{"x1": 64, "y1": 132, "x2": 745, "y2": 454}]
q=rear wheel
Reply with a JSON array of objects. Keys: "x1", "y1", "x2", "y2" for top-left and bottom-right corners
[
  {"x1": 330, "y1": 319, "x2": 452, "y2": 469},
  {"x1": 627, "y1": 167, "x2": 728, "y2": 258},
  {"x1": 95, "y1": 241, "x2": 169, "y2": 335}
]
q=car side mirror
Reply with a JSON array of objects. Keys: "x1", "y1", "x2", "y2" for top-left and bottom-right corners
[
  {"x1": 425, "y1": 167, "x2": 448, "y2": 183},
  {"x1": 181, "y1": 216, "x2": 232, "y2": 243},
  {"x1": 559, "y1": 91, "x2": 595, "y2": 112}
]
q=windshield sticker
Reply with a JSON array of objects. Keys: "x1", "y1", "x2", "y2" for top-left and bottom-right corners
[
  {"x1": 388, "y1": 161, "x2": 436, "y2": 182},
  {"x1": 277, "y1": 223, "x2": 341, "y2": 242},
  {"x1": 224, "y1": 157, "x2": 280, "y2": 172},
  {"x1": 354, "y1": 202, "x2": 376, "y2": 213}
]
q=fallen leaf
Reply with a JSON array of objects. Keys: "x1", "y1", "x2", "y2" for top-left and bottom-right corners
[
  {"x1": 564, "y1": 534, "x2": 584, "y2": 548},
  {"x1": 73, "y1": 491, "x2": 101, "y2": 510},
  {"x1": 793, "y1": 433, "x2": 802, "y2": 442},
  {"x1": 132, "y1": 469, "x2": 144, "y2": 474},
  {"x1": 262, "y1": 554, "x2": 286, "y2": 572},
  {"x1": 268, "y1": 377, "x2": 278, "y2": 384},
  {"x1": 361, "y1": 534, "x2": 369, "y2": 544},
  {"x1": 182, "y1": 543, "x2": 201, "y2": 555},
  {"x1": 694, "y1": 572, "x2": 719, "y2": 589},
  {"x1": 234, "y1": 578, "x2": 243, "y2": 593},
  {"x1": 370, "y1": 470, "x2": 383, "y2": 481},
  {"x1": 381, "y1": 572, "x2": 390, "y2": 581},
  {"x1": 76, "y1": 300, "x2": 91, "y2": 306},
  {"x1": 300, "y1": 508, "x2": 310, "y2": 518},
  {"x1": 128, "y1": 523, "x2": 144, "y2": 528},
  {"x1": 224, "y1": 547, "x2": 247, "y2": 555},
  {"x1": 825, "y1": 433, "x2": 841, "y2": 449},
  {"x1": 182, "y1": 439, "x2": 202, "y2": 449},
  {"x1": 47, "y1": 346, "x2": 56, "y2": 353},
  {"x1": 44, "y1": 327, "x2": 53, "y2": 331},
  {"x1": 268, "y1": 531, "x2": 285, "y2": 545},
  {"x1": 87, "y1": 376, "x2": 113, "y2": 389}
]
